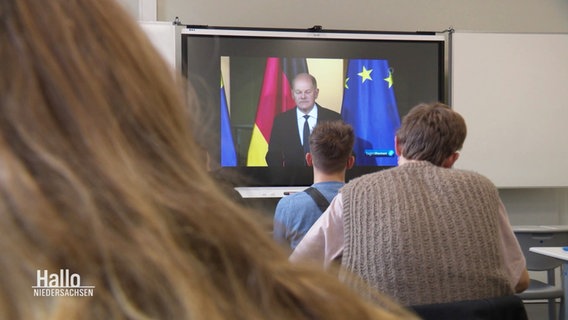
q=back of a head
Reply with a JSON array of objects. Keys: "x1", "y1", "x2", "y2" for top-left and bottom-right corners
[
  {"x1": 396, "y1": 102, "x2": 467, "y2": 166},
  {"x1": 0, "y1": 1, "x2": 415, "y2": 320},
  {"x1": 309, "y1": 121, "x2": 354, "y2": 174}
]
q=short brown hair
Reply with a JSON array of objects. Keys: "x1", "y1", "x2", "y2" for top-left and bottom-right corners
[
  {"x1": 309, "y1": 121, "x2": 354, "y2": 173},
  {"x1": 396, "y1": 102, "x2": 467, "y2": 166}
]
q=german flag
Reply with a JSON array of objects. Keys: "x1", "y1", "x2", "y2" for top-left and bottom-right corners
[{"x1": 246, "y1": 57, "x2": 308, "y2": 166}]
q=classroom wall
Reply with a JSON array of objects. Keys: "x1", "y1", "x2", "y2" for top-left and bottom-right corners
[
  {"x1": 451, "y1": 32, "x2": 568, "y2": 188},
  {"x1": 152, "y1": 0, "x2": 568, "y2": 225},
  {"x1": 158, "y1": 0, "x2": 568, "y2": 33}
]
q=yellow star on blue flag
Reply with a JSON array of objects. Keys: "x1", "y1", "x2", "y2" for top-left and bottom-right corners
[
  {"x1": 340, "y1": 59, "x2": 400, "y2": 166},
  {"x1": 358, "y1": 66, "x2": 373, "y2": 83},
  {"x1": 384, "y1": 69, "x2": 394, "y2": 88}
]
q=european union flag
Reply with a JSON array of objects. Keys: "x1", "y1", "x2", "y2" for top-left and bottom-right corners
[
  {"x1": 220, "y1": 76, "x2": 237, "y2": 166},
  {"x1": 341, "y1": 59, "x2": 400, "y2": 166}
]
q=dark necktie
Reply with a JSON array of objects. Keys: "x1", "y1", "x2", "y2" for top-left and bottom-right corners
[{"x1": 303, "y1": 115, "x2": 310, "y2": 154}]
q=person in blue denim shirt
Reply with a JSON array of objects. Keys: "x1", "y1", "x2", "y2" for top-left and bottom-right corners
[{"x1": 273, "y1": 121, "x2": 354, "y2": 250}]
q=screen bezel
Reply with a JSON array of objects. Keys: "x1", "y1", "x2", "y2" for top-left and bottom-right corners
[{"x1": 181, "y1": 27, "x2": 447, "y2": 188}]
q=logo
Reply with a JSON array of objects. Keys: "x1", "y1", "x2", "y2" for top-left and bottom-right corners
[{"x1": 32, "y1": 269, "x2": 94, "y2": 297}]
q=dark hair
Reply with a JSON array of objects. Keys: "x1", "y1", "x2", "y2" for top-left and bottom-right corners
[
  {"x1": 396, "y1": 102, "x2": 467, "y2": 166},
  {"x1": 309, "y1": 121, "x2": 354, "y2": 174}
]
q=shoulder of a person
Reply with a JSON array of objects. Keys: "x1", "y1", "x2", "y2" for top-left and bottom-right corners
[
  {"x1": 317, "y1": 104, "x2": 340, "y2": 115},
  {"x1": 449, "y1": 166, "x2": 491, "y2": 180},
  {"x1": 274, "y1": 108, "x2": 296, "y2": 121},
  {"x1": 277, "y1": 192, "x2": 314, "y2": 219},
  {"x1": 342, "y1": 170, "x2": 385, "y2": 191},
  {"x1": 312, "y1": 181, "x2": 343, "y2": 189},
  {"x1": 275, "y1": 194, "x2": 296, "y2": 216},
  {"x1": 278, "y1": 190, "x2": 311, "y2": 205},
  {"x1": 446, "y1": 167, "x2": 498, "y2": 188}
]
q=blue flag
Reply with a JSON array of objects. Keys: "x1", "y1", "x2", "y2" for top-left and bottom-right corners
[
  {"x1": 341, "y1": 59, "x2": 400, "y2": 166},
  {"x1": 220, "y1": 76, "x2": 237, "y2": 166}
]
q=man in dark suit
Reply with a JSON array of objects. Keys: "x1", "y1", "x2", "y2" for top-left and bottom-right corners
[{"x1": 266, "y1": 73, "x2": 343, "y2": 166}]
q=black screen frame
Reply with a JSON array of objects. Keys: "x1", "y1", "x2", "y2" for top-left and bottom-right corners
[{"x1": 181, "y1": 27, "x2": 447, "y2": 187}]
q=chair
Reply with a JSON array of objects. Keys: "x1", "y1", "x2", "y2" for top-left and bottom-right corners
[
  {"x1": 513, "y1": 225, "x2": 568, "y2": 320},
  {"x1": 410, "y1": 295, "x2": 528, "y2": 320}
]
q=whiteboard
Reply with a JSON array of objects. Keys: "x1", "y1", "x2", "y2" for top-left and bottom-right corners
[{"x1": 451, "y1": 32, "x2": 568, "y2": 188}]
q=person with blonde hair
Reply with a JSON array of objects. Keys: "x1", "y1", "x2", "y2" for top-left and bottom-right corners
[{"x1": 0, "y1": 0, "x2": 416, "y2": 319}]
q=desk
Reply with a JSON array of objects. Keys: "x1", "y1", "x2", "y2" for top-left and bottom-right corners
[{"x1": 530, "y1": 247, "x2": 568, "y2": 320}]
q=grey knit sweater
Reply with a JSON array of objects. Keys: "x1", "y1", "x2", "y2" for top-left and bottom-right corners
[{"x1": 340, "y1": 161, "x2": 513, "y2": 306}]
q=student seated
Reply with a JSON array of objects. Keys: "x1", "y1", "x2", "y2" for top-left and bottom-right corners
[
  {"x1": 0, "y1": 0, "x2": 417, "y2": 319},
  {"x1": 291, "y1": 102, "x2": 530, "y2": 306},
  {"x1": 273, "y1": 120, "x2": 355, "y2": 250}
]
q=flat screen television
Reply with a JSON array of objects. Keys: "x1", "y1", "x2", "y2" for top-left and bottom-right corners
[{"x1": 181, "y1": 27, "x2": 447, "y2": 191}]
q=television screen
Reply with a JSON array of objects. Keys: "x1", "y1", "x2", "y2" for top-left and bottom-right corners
[{"x1": 181, "y1": 27, "x2": 446, "y2": 188}]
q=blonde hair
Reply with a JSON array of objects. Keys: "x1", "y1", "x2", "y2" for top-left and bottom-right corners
[{"x1": 0, "y1": 0, "x2": 416, "y2": 319}]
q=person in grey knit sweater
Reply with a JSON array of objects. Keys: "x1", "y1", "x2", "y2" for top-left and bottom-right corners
[{"x1": 290, "y1": 102, "x2": 529, "y2": 306}]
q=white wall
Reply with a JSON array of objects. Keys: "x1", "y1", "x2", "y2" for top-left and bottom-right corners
[
  {"x1": 138, "y1": 21, "x2": 182, "y2": 70},
  {"x1": 451, "y1": 32, "x2": 568, "y2": 188},
  {"x1": 154, "y1": 0, "x2": 568, "y2": 225},
  {"x1": 116, "y1": 0, "x2": 156, "y2": 21},
  {"x1": 158, "y1": 0, "x2": 568, "y2": 33}
]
